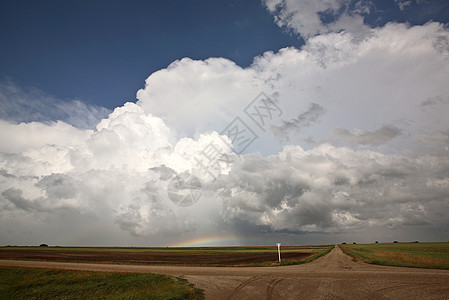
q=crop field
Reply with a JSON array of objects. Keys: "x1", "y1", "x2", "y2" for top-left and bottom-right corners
[
  {"x1": 0, "y1": 245, "x2": 332, "y2": 267},
  {"x1": 0, "y1": 266, "x2": 203, "y2": 299},
  {"x1": 340, "y1": 242, "x2": 449, "y2": 269}
]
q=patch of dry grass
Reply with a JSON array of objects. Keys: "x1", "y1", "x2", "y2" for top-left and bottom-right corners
[
  {"x1": 373, "y1": 250, "x2": 449, "y2": 267},
  {"x1": 340, "y1": 243, "x2": 449, "y2": 269}
]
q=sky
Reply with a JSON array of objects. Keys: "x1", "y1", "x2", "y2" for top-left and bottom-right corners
[{"x1": 1, "y1": 0, "x2": 449, "y2": 247}]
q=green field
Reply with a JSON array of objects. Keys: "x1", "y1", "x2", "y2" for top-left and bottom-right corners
[
  {"x1": 0, "y1": 267, "x2": 203, "y2": 300},
  {"x1": 340, "y1": 242, "x2": 449, "y2": 269}
]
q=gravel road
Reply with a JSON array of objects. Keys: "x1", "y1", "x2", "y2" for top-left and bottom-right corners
[{"x1": 1, "y1": 246, "x2": 449, "y2": 299}]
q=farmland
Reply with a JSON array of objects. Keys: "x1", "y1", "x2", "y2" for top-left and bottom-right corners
[
  {"x1": 0, "y1": 245, "x2": 332, "y2": 267},
  {"x1": 340, "y1": 242, "x2": 449, "y2": 269},
  {"x1": 2, "y1": 245, "x2": 449, "y2": 299}
]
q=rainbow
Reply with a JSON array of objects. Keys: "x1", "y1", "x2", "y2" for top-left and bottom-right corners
[{"x1": 170, "y1": 235, "x2": 271, "y2": 247}]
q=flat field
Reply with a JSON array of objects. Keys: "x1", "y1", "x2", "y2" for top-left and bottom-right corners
[
  {"x1": 340, "y1": 242, "x2": 449, "y2": 269},
  {"x1": 2, "y1": 246, "x2": 449, "y2": 299},
  {"x1": 0, "y1": 245, "x2": 332, "y2": 266}
]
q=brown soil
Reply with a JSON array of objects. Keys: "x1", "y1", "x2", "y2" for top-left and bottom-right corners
[{"x1": 0, "y1": 249, "x2": 311, "y2": 266}]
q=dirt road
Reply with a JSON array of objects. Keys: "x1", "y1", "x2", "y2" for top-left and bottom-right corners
[{"x1": 1, "y1": 246, "x2": 449, "y2": 299}]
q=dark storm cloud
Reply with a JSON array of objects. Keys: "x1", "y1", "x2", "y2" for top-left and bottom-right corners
[
  {"x1": 149, "y1": 164, "x2": 177, "y2": 181},
  {"x1": 420, "y1": 95, "x2": 449, "y2": 108},
  {"x1": 271, "y1": 103, "x2": 325, "y2": 142},
  {"x1": 333, "y1": 125, "x2": 402, "y2": 146},
  {"x1": 214, "y1": 145, "x2": 449, "y2": 234},
  {"x1": 37, "y1": 174, "x2": 79, "y2": 200},
  {"x1": 2, "y1": 188, "x2": 43, "y2": 212},
  {"x1": 114, "y1": 178, "x2": 197, "y2": 237}
]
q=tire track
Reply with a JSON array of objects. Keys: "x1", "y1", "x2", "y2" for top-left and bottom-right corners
[
  {"x1": 226, "y1": 276, "x2": 263, "y2": 299},
  {"x1": 368, "y1": 282, "x2": 441, "y2": 298},
  {"x1": 266, "y1": 278, "x2": 283, "y2": 300}
]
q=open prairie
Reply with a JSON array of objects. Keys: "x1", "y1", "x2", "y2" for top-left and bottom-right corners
[
  {"x1": 2, "y1": 246, "x2": 449, "y2": 299},
  {"x1": 340, "y1": 242, "x2": 449, "y2": 269},
  {"x1": 0, "y1": 245, "x2": 331, "y2": 266}
]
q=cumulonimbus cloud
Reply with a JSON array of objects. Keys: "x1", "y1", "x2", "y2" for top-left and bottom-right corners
[{"x1": 1, "y1": 21, "x2": 449, "y2": 244}]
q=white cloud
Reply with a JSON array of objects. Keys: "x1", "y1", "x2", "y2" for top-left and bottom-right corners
[
  {"x1": 394, "y1": 0, "x2": 413, "y2": 11},
  {"x1": 1, "y1": 21, "x2": 449, "y2": 245},
  {"x1": 0, "y1": 120, "x2": 91, "y2": 154},
  {"x1": 136, "y1": 57, "x2": 260, "y2": 138},
  {"x1": 262, "y1": 0, "x2": 372, "y2": 39}
]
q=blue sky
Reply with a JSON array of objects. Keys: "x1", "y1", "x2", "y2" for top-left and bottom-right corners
[
  {"x1": 1, "y1": 0, "x2": 302, "y2": 109},
  {"x1": 1, "y1": 0, "x2": 449, "y2": 247}
]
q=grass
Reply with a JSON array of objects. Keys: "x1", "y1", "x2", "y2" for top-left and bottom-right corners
[
  {"x1": 340, "y1": 242, "x2": 449, "y2": 269},
  {"x1": 0, "y1": 267, "x2": 204, "y2": 299}
]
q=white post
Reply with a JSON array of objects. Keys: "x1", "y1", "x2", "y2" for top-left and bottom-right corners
[{"x1": 276, "y1": 243, "x2": 281, "y2": 263}]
